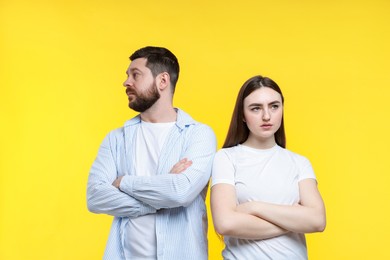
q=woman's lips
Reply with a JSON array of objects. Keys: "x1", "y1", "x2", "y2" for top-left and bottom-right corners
[{"x1": 261, "y1": 124, "x2": 273, "y2": 129}]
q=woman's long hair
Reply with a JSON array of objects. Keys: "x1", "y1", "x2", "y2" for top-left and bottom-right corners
[{"x1": 223, "y1": 75, "x2": 286, "y2": 148}]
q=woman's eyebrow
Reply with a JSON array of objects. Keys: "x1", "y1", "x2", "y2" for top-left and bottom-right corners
[{"x1": 248, "y1": 100, "x2": 281, "y2": 107}]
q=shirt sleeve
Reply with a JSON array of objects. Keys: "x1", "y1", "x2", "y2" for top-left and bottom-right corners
[
  {"x1": 87, "y1": 132, "x2": 157, "y2": 218},
  {"x1": 119, "y1": 124, "x2": 217, "y2": 209},
  {"x1": 211, "y1": 149, "x2": 235, "y2": 187},
  {"x1": 297, "y1": 155, "x2": 317, "y2": 182}
]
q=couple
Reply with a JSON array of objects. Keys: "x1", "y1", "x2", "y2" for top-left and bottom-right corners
[{"x1": 87, "y1": 46, "x2": 326, "y2": 260}]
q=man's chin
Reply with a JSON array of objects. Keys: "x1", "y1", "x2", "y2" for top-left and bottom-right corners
[{"x1": 129, "y1": 103, "x2": 146, "y2": 113}]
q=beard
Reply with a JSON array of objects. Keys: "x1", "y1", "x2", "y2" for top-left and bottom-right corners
[{"x1": 128, "y1": 82, "x2": 161, "y2": 112}]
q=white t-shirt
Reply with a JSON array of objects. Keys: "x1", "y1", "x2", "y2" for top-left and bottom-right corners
[
  {"x1": 211, "y1": 144, "x2": 316, "y2": 260},
  {"x1": 123, "y1": 121, "x2": 175, "y2": 260}
]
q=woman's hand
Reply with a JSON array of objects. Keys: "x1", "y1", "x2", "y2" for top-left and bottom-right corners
[{"x1": 234, "y1": 179, "x2": 326, "y2": 233}]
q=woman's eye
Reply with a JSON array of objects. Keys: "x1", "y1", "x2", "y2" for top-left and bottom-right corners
[
  {"x1": 271, "y1": 105, "x2": 279, "y2": 110},
  {"x1": 251, "y1": 107, "x2": 260, "y2": 111}
]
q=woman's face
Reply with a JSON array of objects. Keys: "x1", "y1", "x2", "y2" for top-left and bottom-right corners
[{"x1": 243, "y1": 87, "x2": 283, "y2": 147}]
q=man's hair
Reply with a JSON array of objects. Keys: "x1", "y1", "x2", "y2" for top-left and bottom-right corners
[{"x1": 130, "y1": 46, "x2": 180, "y2": 93}]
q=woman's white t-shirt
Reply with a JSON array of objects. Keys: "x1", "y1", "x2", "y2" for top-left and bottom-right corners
[{"x1": 211, "y1": 144, "x2": 316, "y2": 260}]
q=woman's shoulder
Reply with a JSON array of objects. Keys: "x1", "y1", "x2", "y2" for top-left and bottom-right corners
[
  {"x1": 217, "y1": 145, "x2": 241, "y2": 156},
  {"x1": 214, "y1": 145, "x2": 241, "y2": 162},
  {"x1": 279, "y1": 147, "x2": 312, "y2": 166}
]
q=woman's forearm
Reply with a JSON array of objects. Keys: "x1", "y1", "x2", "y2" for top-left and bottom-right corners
[
  {"x1": 211, "y1": 184, "x2": 288, "y2": 239},
  {"x1": 213, "y1": 209, "x2": 288, "y2": 239},
  {"x1": 237, "y1": 179, "x2": 326, "y2": 234},
  {"x1": 237, "y1": 201, "x2": 325, "y2": 233}
]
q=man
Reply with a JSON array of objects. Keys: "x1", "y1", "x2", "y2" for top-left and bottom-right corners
[{"x1": 87, "y1": 46, "x2": 216, "y2": 260}]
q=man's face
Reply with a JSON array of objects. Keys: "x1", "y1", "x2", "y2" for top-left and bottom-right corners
[{"x1": 123, "y1": 58, "x2": 160, "y2": 112}]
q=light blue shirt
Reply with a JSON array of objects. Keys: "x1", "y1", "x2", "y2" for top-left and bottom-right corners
[{"x1": 87, "y1": 109, "x2": 217, "y2": 260}]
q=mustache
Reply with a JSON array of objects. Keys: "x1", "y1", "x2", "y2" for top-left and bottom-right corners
[{"x1": 126, "y1": 88, "x2": 136, "y2": 95}]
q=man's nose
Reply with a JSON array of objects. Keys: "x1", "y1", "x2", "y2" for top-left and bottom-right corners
[{"x1": 123, "y1": 77, "x2": 133, "y2": 88}]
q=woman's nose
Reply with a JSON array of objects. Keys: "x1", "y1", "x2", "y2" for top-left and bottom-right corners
[{"x1": 262, "y1": 109, "x2": 270, "y2": 121}]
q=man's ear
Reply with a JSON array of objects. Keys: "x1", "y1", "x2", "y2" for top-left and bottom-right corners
[{"x1": 157, "y1": 72, "x2": 170, "y2": 91}]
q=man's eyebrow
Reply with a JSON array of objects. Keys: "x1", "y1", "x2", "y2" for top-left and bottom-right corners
[{"x1": 126, "y1": 68, "x2": 142, "y2": 75}]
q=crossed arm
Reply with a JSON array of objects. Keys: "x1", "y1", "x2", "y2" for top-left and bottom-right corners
[
  {"x1": 211, "y1": 179, "x2": 326, "y2": 240},
  {"x1": 87, "y1": 133, "x2": 156, "y2": 218},
  {"x1": 87, "y1": 125, "x2": 216, "y2": 218},
  {"x1": 237, "y1": 179, "x2": 326, "y2": 234},
  {"x1": 211, "y1": 184, "x2": 288, "y2": 239}
]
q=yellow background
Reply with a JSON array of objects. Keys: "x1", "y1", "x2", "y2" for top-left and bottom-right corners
[{"x1": 1, "y1": 0, "x2": 389, "y2": 259}]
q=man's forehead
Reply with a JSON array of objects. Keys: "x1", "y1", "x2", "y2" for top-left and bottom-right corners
[
  {"x1": 129, "y1": 57, "x2": 147, "y2": 68},
  {"x1": 127, "y1": 58, "x2": 148, "y2": 73}
]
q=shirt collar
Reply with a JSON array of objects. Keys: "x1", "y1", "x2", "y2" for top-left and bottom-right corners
[{"x1": 123, "y1": 108, "x2": 196, "y2": 130}]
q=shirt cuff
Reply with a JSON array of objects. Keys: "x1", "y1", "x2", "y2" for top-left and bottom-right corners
[
  {"x1": 211, "y1": 178, "x2": 235, "y2": 187},
  {"x1": 119, "y1": 175, "x2": 134, "y2": 195},
  {"x1": 120, "y1": 175, "x2": 157, "y2": 214},
  {"x1": 139, "y1": 202, "x2": 157, "y2": 215}
]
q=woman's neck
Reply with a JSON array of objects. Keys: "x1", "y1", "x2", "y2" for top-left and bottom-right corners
[{"x1": 243, "y1": 135, "x2": 276, "y2": 150}]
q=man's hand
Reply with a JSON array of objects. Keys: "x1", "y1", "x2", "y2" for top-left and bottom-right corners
[
  {"x1": 112, "y1": 176, "x2": 124, "y2": 189},
  {"x1": 170, "y1": 158, "x2": 192, "y2": 174},
  {"x1": 112, "y1": 158, "x2": 192, "y2": 189}
]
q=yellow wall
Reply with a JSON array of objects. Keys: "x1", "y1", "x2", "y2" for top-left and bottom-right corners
[{"x1": 1, "y1": 0, "x2": 390, "y2": 259}]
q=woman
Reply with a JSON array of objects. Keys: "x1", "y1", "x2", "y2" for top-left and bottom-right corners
[{"x1": 211, "y1": 75, "x2": 326, "y2": 259}]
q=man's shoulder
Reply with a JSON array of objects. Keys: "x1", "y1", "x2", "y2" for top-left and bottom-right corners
[
  {"x1": 101, "y1": 127, "x2": 125, "y2": 147},
  {"x1": 175, "y1": 109, "x2": 216, "y2": 148},
  {"x1": 103, "y1": 118, "x2": 136, "y2": 141},
  {"x1": 108, "y1": 127, "x2": 125, "y2": 136},
  {"x1": 105, "y1": 114, "x2": 141, "y2": 137},
  {"x1": 177, "y1": 108, "x2": 213, "y2": 130},
  {"x1": 181, "y1": 117, "x2": 215, "y2": 138}
]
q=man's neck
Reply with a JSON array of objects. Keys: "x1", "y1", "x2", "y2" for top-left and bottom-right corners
[{"x1": 140, "y1": 106, "x2": 177, "y2": 123}]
